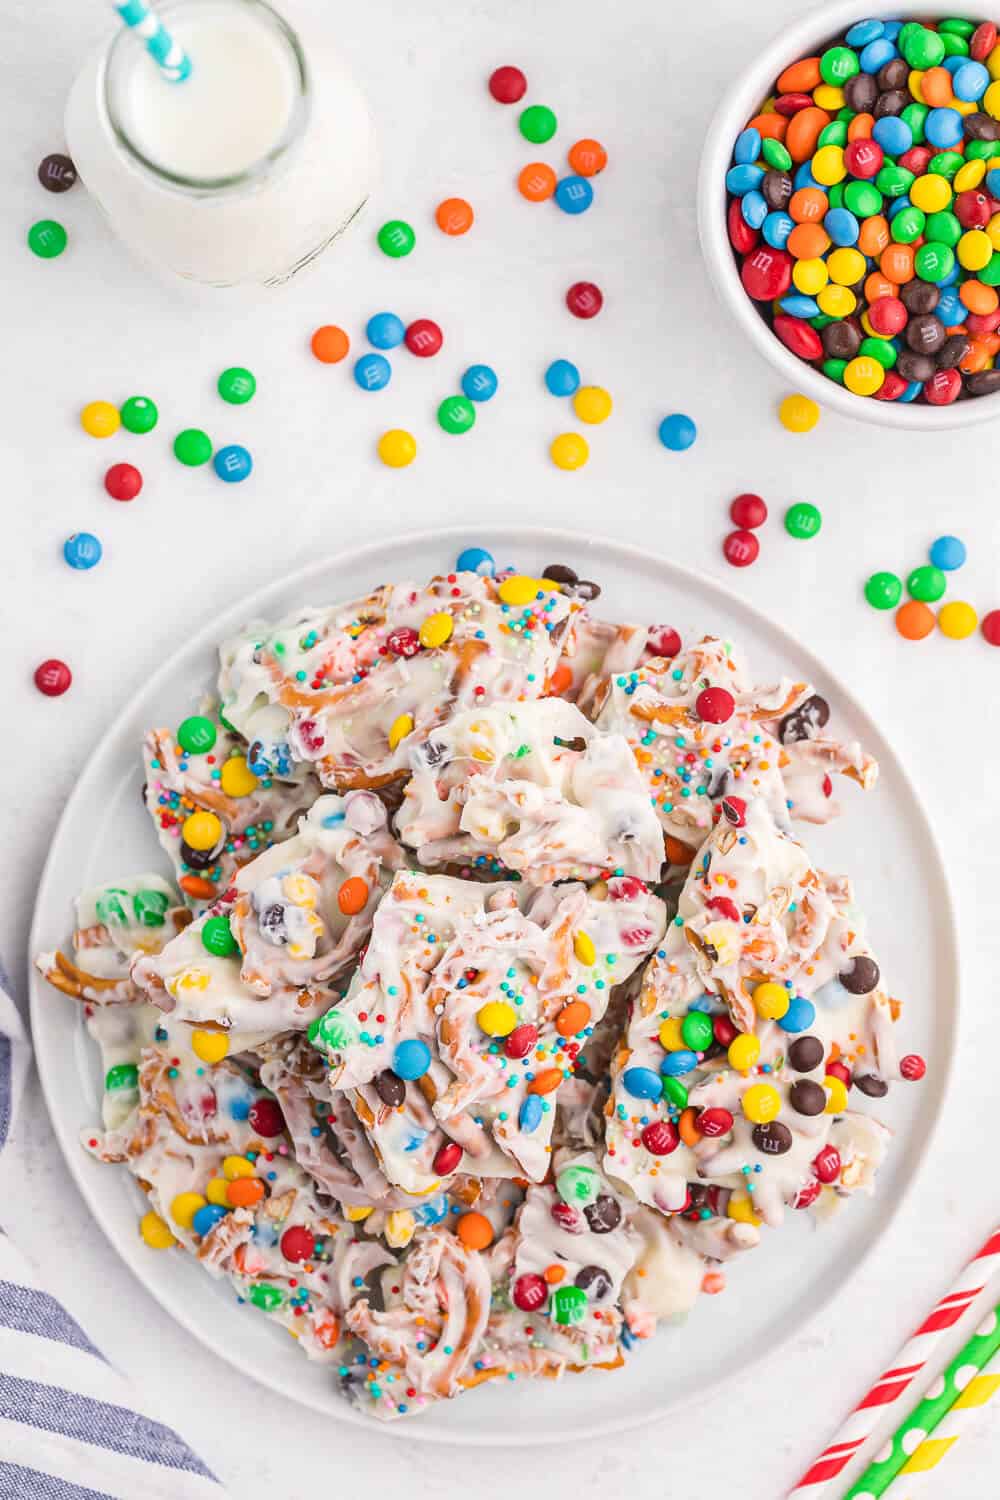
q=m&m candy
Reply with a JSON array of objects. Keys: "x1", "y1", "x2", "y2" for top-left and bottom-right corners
[
  {"x1": 64, "y1": 532, "x2": 102, "y2": 570},
  {"x1": 436, "y1": 197, "x2": 474, "y2": 235},
  {"x1": 377, "y1": 429, "x2": 417, "y2": 468},
  {"x1": 354, "y1": 353, "x2": 392, "y2": 391},
  {"x1": 377, "y1": 220, "x2": 415, "y2": 257},
  {"x1": 38, "y1": 154, "x2": 76, "y2": 192},
  {"x1": 520, "y1": 104, "x2": 557, "y2": 143},
  {"x1": 519, "y1": 163, "x2": 558, "y2": 201},
  {"x1": 907, "y1": 564, "x2": 946, "y2": 602},
  {"x1": 779, "y1": 393, "x2": 820, "y2": 432},
  {"x1": 723, "y1": 529, "x2": 760, "y2": 567},
  {"x1": 865, "y1": 571, "x2": 902, "y2": 610},
  {"x1": 461, "y1": 364, "x2": 498, "y2": 402},
  {"x1": 568, "y1": 139, "x2": 607, "y2": 176},
  {"x1": 217, "y1": 368, "x2": 256, "y2": 404},
  {"x1": 105, "y1": 463, "x2": 142, "y2": 501},
  {"x1": 28, "y1": 220, "x2": 67, "y2": 258},
  {"x1": 213, "y1": 444, "x2": 253, "y2": 483},
  {"x1": 366, "y1": 312, "x2": 405, "y2": 350},
  {"x1": 938, "y1": 601, "x2": 978, "y2": 638},
  {"x1": 929, "y1": 535, "x2": 967, "y2": 572},
  {"x1": 311, "y1": 325, "x2": 350, "y2": 363},
  {"x1": 405, "y1": 319, "x2": 443, "y2": 357},
  {"x1": 120, "y1": 395, "x2": 159, "y2": 432},
  {"x1": 456, "y1": 546, "x2": 495, "y2": 575},
  {"x1": 658, "y1": 413, "x2": 697, "y2": 451},
  {"x1": 896, "y1": 599, "x2": 936, "y2": 640},
  {"x1": 554, "y1": 175, "x2": 594, "y2": 214},
  {"x1": 489, "y1": 65, "x2": 527, "y2": 103},
  {"x1": 573, "y1": 386, "x2": 612, "y2": 423},
  {"x1": 545, "y1": 359, "x2": 580, "y2": 396},
  {"x1": 34, "y1": 659, "x2": 72, "y2": 696},
  {"x1": 81, "y1": 401, "x2": 120, "y2": 438},
  {"x1": 174, "y1": 428, "x2": 212, "y2": 466},
  {"x1": 550, "y1": 433, "x2": 589, "y2": 470},
  {"x1": 566, "y1": 281, "x2": 603, "y2": 318},
  {"x1": 438, "y1": 396, "x2": 476, "y2": 434},
  {"x1": 784, "y1": 501, "x2": 822, "y2": 539},
  {"x1": 730, "y1": 492, "x2": 767, "y2": 528},
  {"x1": 982, "y1": 609, "x2": 1000, "y2": 646}
]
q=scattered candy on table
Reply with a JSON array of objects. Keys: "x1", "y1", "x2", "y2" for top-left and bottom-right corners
[
  {"x1": 896, "y1": 599, "x2": 936, "y2": 639},
  {"x1": 566, "y1": 280, "x2": 603, "y2": 317},
  {"x1": 436, "y1": 197, "x2": 474, "y2": 234},
  {"x1": 461, "y1": 364, "x2": 498, "y2": 401},
  {"x1": 982, "y1": 609, "x2": 1000, "y2": 644},
  {"x1": 366, "y1": 312, "x2": 405, "y2": 350},
  {"x1": 723, "y1": 529, "x2": 760, "y2": 567},
  {"x1": 518, "y1": 163, "x2": 558, "y2": 201},
  {"x1": 907, "y1": 563, "x2": 946, "y2": 601},
  {"x1": 550, "y1": 432, "x2": 589, "y2": 469},
  {"x1": 63, "y1": 532, "x2": 102, "y2": 570},
  {"x1": 938, "y1": 599, "x2": 978, "y2": 636},
  {"x1": 28, "y1": 219, "x2": 67, "y2": 258},
  {"x1": 572, "y1": 385, "x2": 612, "y2": 422},
  {"x1": 213, "y1": 443, "x2": 253, "y2": 482},
  {"x1": 865, "y1": 570, "x2": 903, "y2": 609},
  {"x1": 658, "y1": 413, "x2": 697, "y2": 450},
  {"x1": 119, "y1": 395, "x2": 158, "y2": 433},
  {"x1": 545, "y1": 358, "x2": 580, "y2": 395},
  {"x1": 311, "y1": 325, "x2": 350, "y2": 363},
  {"x1": 38, "y1": 153, "x2": 76, "y2": 192},
  {"x1": 377, "y1": 429, "x2": 417, "y2": 467},
  {"x1": 784, "y1": 501, "x2": 822, "y2": 538},
  {"x1": 488, "y1": 64, "x2": 527, "y2": 104},
  {"x1": 173, "y1": 428, "x2": 213, "y2": 466},
  {"x1": 217, "y1": 367, "x2": 256, "y2": 404},
  {"x1": 80, "y1": 401, "x2": 120, "y2": 438},
  {"x1": 568, "y1": 138, "x2": 607, "y2": 175},
  {"x1": 34, "y1": 658, "x2": 72, "y2": 696},
  {"x1": 105, "y1": 462, "x2": 142, "y2": 501},
  {"x1": 405, "y1": 318, "x2": 443, "y2": 357},
  {"x1": 555, "y1": 175, "x2": 594, "y2": 214},
  {"x1": 377, "y1": 219, "x2": 416, "y2": 258},
  {"x1": 930, "y1": 533, "x2": 967, "y2": 570},
  {"x1": 437, "y1": 395, "x2": 476, "y2": 434},
  {"x1": 726, "y1": 18, "x2": 1000, "y2": 406},
  {"x1": 354, "y1": 352, "x2": 392, "y2": 391},
  {"x1": 779, "y1": 393, "x2": 820, "y2": 431}
]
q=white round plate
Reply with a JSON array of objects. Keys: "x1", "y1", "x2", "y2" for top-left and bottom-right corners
[{"x1": 30, "y1": 526, "x2": 956, "y2": 1444}]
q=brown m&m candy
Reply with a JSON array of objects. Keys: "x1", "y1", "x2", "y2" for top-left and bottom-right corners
[
  {"x1": 788, "y1": 1035, "x2": 824, "y2": 1072},
  {"x1": 840, "y1": 955, "x2": 880, "y2": 994},
  {"x1": 374, "y1": 1070, "x2": 406, "y2": 1107},
  {"x1": 779, "y1": 694, "x2": 830, "y2": 744},
  {"x1": 583, "y1": 1194, "x2": 621, "y2": 1233},
  {"x1": 752, "y1": 1121, "x2": 793, "y2": 1155},
  {"x1": 855, "y1": 1073, "x2": 889, "y2": 1099},
  {"x1": 789, "y1": 1079, "x2": 827, "y2": 1116},
  {"x1": 38, "y1": 153, "x2": 77, "y2": 192}
]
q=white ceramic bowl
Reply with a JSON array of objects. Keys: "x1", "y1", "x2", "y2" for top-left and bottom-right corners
[{"x1": 698, "y1": 0, "x2": 1000, "y2": 429}]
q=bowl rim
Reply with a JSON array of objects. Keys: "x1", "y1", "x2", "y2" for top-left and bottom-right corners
[{"x1": 697, "y1": 0, "x2": 1000, "y2": 430}]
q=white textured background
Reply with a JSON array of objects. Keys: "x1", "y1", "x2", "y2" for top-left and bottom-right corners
[{"x1": 2, "y1": 0, "x2": 999, "y2": 1494}]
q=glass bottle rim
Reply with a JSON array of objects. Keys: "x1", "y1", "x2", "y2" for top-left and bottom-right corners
[{"x1": 102, "y1": 0, "x2": 309, "y2": 193}]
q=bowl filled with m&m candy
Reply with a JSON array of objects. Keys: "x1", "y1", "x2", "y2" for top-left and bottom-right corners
[{"x1": 699, "y1": 0, "x2": 1000, "y2": 426}]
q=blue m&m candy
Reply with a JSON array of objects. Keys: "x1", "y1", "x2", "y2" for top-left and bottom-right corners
[
  {"x1": 519, "y1": 1094, "x2": 544, "y2": 1132},
  {"x1": 733, "y1": 126, "x2": 761, "y2": 164},
  {"x1": 461, "y1": 364, "x2": 498, "y2": 402},
  {"x1": 192, "y1": 1203, "x2": 229, "y2": 1237},
  {"x1": 778, "y1": 996, "x2": 816, "y2": 1034},
  {"x1": 545, "y1": 359, "x2": 580, "y2": 396},
  {"x1": 554, "y1": 175, "x2": 594, "y2": 214},
  {"x1": 393, "y1": 1038, "x2": 431, "y2": 1080},
  {"x1": 824, "y1": 207, "x2": 860, "y2": 246},
  {"x1": 456, "y1": 546, "x2": 495, "y2": 575},
  {"x1": 622, "y1": 1066, "x2": 663, "y2": 1100},
  {"x1": 658, "y1": 413, "x2": 697, "y2": 451},
  {"x1": 353, "y1": 353, "x2": 392, "y2": 391},
  {"x1": 929, "y1": 535, "x2": 966, "y2": 571},
  {"x1": 64, "y1": 532, "x2": 102, "y2": 570},
  {"x1": 660, "y1": 1049, "x2": 697, "y2": 1076},
  {"x1": 366, "y1": 312, "x2": 405, "y2": 349},
  {"x1": 925, "y1": 107, "x2": 963, "y2": 149},
  {"x1": 213, "y1": 444, "x2": 253, "y2": 482},
  {"x1": 763, "y1": 211, "x2": 794, "y2": 249},
  {"x1": 872, "y1": 115, "x2": 912, "y2": 157}
]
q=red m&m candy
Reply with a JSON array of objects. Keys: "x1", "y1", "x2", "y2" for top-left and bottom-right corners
[
  {"x1": 405, "y1": 319, "x2": 443, "y2": 357},
  {"x1": 924, "y1": 368, "x2": 962, "y2": 406},
  {"x1": 812, "y1": 1145, "x2": 841, "y2": 1184},
  {"x1": 698, "y1": 1107, "x2": 735, "y2": 1139},
  {"x1": 730, "y1": 492, "x2": 767, "y2": 529},
  {"x1": 792, "y1": 1177, "x2": 822, "y2": 1210},
  {"x1": 105, "y1": 462, "x2": 143, "y2": 501},
  {"x1": 773, "y1": 315, "x2": 823, "y2": 361},
  {"x1": 280, "y1": 1226, "x2": 316, "y2": 1263},
  {"x1": 641, "y1": 1120, "x2": 679, "y2": 1156},
  {"x1": 868, "y1": 298, "x2": 907, "y2": 338},
  {"x1": 740, "y1": 247, "x2": 792, "y2": 302},
  {"x1": 512, "y1": 1272, "x2": 548, "y2": 1311},
  {"x1": 728, "y1": 197, "x2": 759, "y2": 254},
  {"x1": 489, "y1": 65, "x2": 527, "y2": 104},
  {"x1": 696, "y1": 686, "x2": 735, "y2": 724},
  {"x1": 843, "y1": 138, "x2": 883, "y2": 179},
  {"x1": 723, "y1": 529, "x2": 760, "y2": 567},
  {"x1": 505, "y1": 1023, "x2": 539, "y2": 1059},
  {"x1": 566, "y1": 281, "x2": 603, "y2": 319},
  {"x1": 647, "y1": 625, "x2": 682, "y2": 657},
  {"x1": 34, "y1": 659, "x2": 72, "y2": 696},
  {"x1": 900, "y1": 1053, "x2": 926, "y2": 1081},
  {"x1": 248, "y1": 1098, "x2": 285, "y2": 1137},
  {"x1": 982, "y1": 610, "x2": 1000, "y2": 646},
  {"x1": 432, "y1": 1141, "x2": 463, "y2": 1175}
]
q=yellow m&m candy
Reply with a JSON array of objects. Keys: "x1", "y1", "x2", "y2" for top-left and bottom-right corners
[
  {"x1": 827, "y1": 247, "x2": 866, "y2": 286},
  {"x1": 550, "y1": 432, "x2": 589, "y2": 470},
  {"x1": 477, "y1": 1001, "x2": 517, "y2": 1037},
  {"x1": 728, "y1": 1033, "x2": 760, "y2": 1072},
  {"x1": 823, "y1": 1075, "x2": 849, "y2": 1114},
  {"x1": 497, "y1": 575, "x2": 544, "y2": 605},
  {"x1": 385, "y1": 1210, "x2": 416, "y2": 1248},
  {"x1": 572, "y1": 386, "x2": 613, "y2": 424},
  {"x1": 191, "y1": 1029, "x2": 229, "y2": 1064},
  {"x1": 81, "y1": 400, "x2": 121, "y2": 438},
  {"x1": 219, "y1": 755, "x2": 258, "y2": 797},
  {"x1": 844, "y1": 356, "x2": 885, "y2": 396},
  {"x1": 345, "y1": 1204, "x2": 374, "y2": 1222},
  {"x1": 419, "y1": 611, "x2": 453, "y2": 649},
  {"x1": 206, "y1": 1177, "x2": 230, "y2": 1206},
  {"x1": 182, "y1": 810, "x2": 223, "y2": 852},
  {"x1": 658, "y1": 1016, "x2": 686, "y2": 1052},
  {"x1": 388, "y1": 712, "x2": 414, "y2": 750},
  {"x1": 753, "y1": 981, "x2": 790, "y2": 1020},
  {"x1": 938, "y1": 601, "x2": 978, "y2": 639},
  {"x1": 811, "y1": 144, "x2": 846, "y2": 185},
  {"x1": 727, "y1": 1190, "x2": 762, "y2": 1226},
  {"x1": 742, "y1": 1083, "x2": 782, "y2": 1124},
  {"x1": 140, "y1": 1210, "x2": 177, "y2": 1249},
  {"x1": 958, "y1": 229, "x2": 993, "y2": 271},
  {"x1": 779, "y1": 394, "x2": 820, "y2": 433},
  {"x1": 573, "y1": 930, "x2": 597, "y2": 966},
  {"x1": 222, "y1": 1154, "x2": 255, "y2": 1181},
  {"x1": 377, "y1": 428, "x2": 417, "y2": 467},
  {"x1": 170, "y1": 1192, "x2": 207, "y2": 1229}
]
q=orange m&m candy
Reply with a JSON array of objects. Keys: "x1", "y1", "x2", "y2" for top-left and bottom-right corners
[
  {"x1": 435, "y1": 197, "x2": 474, "y2": 235},
  {"x1": 518, "y1": 163, "x2": 557, "y2": 201},
  {"x1": 338, "y1": 877, "x2": 370, "y2": 916},
  {"x1": 311, "y1": 325, "x2": 350, "y2": 364},
  {"x1": 226, "y1": 1177, "x2": 265, "y2": 1208},
  {"x1": 556, "y1": 1000, "x2": 591, "y2": 1036},
  {"x1": 896, "y1": 601, "x2": 936, "y2": 641},
  {"x1": 456, "y1": 1211, "x2": 494, "y2": 1250},
  {"x1": 568, "y1": 138, "x2": 607, "y2": 176}
]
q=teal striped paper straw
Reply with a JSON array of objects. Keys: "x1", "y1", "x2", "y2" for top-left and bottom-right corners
[{"x1": 113, "y1": 0, "x2": 191, "y2": 82}]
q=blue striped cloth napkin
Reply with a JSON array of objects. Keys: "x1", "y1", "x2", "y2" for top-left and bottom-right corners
[{"x1": 0, "y1": 972, "x2": 227, "y2": 1500}]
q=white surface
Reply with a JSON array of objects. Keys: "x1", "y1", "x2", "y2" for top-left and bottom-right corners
[
  {"x1": 28, "y1": 525, "x2": 956, "y2": 1443},
  {"x1": 2, "y1": 0, "x2": 999, "y2": 1493},
  {"x1": 697, "y1": 0, "x2": 1000, "y2": 431}
]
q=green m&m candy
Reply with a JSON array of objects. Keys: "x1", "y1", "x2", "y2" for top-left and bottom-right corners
[
  {"x1": 120, "y1": 396, "x2": 158, "y2": 433},
  {"x1": 437, "y1": 395, "x2": 476, "y2": 435},
  {"x1": 860, "y1": 337, "x2": 897, "y2": 370},
  {"x1": 309, "y1": 1009, "x2": 359, "y2": 1052},
  {"x1": 761, "y1": 137, "x2": 792, "y2": 171},
  {"x1": 844, "y1": 180, "x2": 882, "y2": 218},
  {"x1": 519, "y1": 104, "x2": 557, "y2": 143},
  {"x1": 680, "y1": 1011, "x2": 714, "y2": 1052},
  {"x1": 661, "y1": 1075, "x2": 689, "y2": 1110},
  {"x1": 377, "y1": 219, "x2": 415, "y2": 257},
  {"x1": 177, "y1": 714, "x2": 217, "y2": 754},
  {"x1": 28, "y1": 219, "x2": 67, "y2": 258},
  {"x1": 133, "y1": 889, "x2": 170, "y2": 927},
  {"x1": 556, "y1": 1164, "x2": 600, "y2": 1206},
  {"x1": 890, "y1": 205, "x2": 926, "y2": 244},
  {"x1": 820, "y1": 45, "x2": 859, "y2": 85},
  {"x1": 907, "y1": 564, "x2": 946, "y2": 602},
  {"x1": 552, "y1": 1284, "x2": 588, "y2": 1326},
  {"x1": 201, "y1": 915, "x2": 238, "y2": 957},
  {"x1": 900, "y1": 23, "x2": 945, "y2": 69},
  {"x1": 105, "y1": 1063, "x2": 139, "y2": 1093},
  {"x1": 785, "y1": 502, "x2": 822, "y2": 540},
  {"x1": 173, "y1": 428, "x2": 212, "y2": 466},
  {"x1": 96, "y1": 888, "x2": 129, "y2": 926},
  {"x1": 249, "y1": 1283, "x2": 285, "y2": 1311},
  {"x1": 914, "y1": 241, "x2": 956, "y2": 282},
  {"x1": 865, "y1": 571, "x2": 903, "y2": 610},
  {"x1": 217, "y1": 367, "x2": 256, "y2": 404}
]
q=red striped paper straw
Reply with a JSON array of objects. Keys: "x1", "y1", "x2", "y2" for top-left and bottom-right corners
[{"x1": 786, "y1": 1227, "x2": 1000, "y2": 1497}]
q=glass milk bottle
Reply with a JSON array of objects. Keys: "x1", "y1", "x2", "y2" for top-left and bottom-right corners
[{"x1": 65, "y1": 0, "x2": 376, "y2": 287}]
